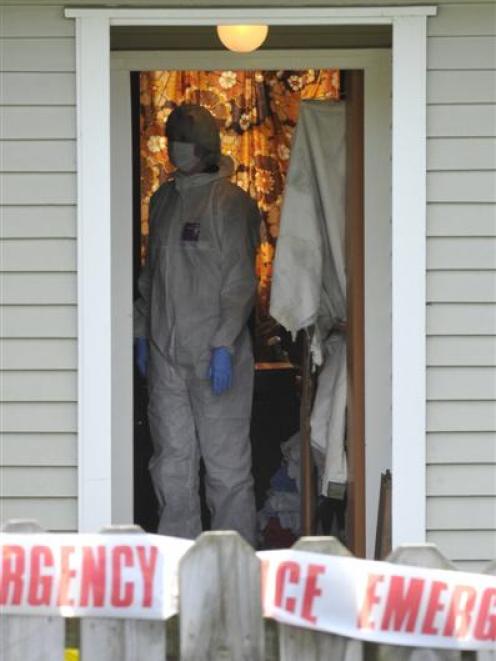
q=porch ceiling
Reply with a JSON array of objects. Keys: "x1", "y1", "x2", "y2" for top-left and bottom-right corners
[{"x1": 110, "y1": 25, "x2": 392, "y2": 51}]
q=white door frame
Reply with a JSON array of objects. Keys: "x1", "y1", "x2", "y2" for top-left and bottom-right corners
[{"x1": 65, "y1": 6, "x2": 436, "y2": 548}]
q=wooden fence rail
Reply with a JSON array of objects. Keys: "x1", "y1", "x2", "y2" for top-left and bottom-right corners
[{"x1": 0, "y1": 520, "x2": 494, "y2": 661}]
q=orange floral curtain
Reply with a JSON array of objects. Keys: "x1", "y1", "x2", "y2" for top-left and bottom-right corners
[{"x1": 140, "y1": 69, "x2": 340, "y2": 319}]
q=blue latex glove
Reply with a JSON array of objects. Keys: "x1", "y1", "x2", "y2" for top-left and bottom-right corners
[
  {"x1": 208, "y1": 347, "x2": 233, "y2": 395},
  {"x1": 135, "y1": 337, "x2": 149, "y2": 378}
]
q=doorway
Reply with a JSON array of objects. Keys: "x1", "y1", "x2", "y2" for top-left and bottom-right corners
[
  {"x1": 110, "y1": 50, "x2": 393, "y2": 555},
  {"x1": 131, "y1": 67, "x2": 358, "y2": 549}
]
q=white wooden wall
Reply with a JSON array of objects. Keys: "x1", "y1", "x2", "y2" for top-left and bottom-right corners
[
  {"x1": 425, "y1": 2, "x2": 496, "y2": 572},
  {"x1": 0, "y1": 0, "x2": 495, "y2": 570},
  {"x1": 0, "y1": 4, "x2": 78, "y2": 530}
]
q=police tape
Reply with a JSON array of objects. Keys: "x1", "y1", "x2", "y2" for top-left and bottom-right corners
[
  {"x1": 0, "y1": 533, "x2": 192, "y2": 620},
  {"x1": 0, "y1": 534, "x2": 494, "y2": 650},
  {"x1": 259, "y1": 549, "x2": 495, "y2": 651}
]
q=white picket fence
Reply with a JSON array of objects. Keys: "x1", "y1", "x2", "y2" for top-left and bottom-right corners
[{"x1": 0, "y1": 519, "x2": 494, "y2": 661}]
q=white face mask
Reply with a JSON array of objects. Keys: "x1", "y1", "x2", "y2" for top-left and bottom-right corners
[{"x1": 168, "y1": 141, "x2": 202, "y2": 173}]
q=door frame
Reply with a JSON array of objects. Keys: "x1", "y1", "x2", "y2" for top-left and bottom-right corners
[{"x1": 65, "y1": 6, "x2": 435, "y2": 549}]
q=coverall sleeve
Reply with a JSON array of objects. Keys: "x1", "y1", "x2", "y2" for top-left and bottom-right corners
[
  {"x1": 210, "y1": 192, "x2": 261, "y2": 351},
  {"x1": 133, "y1": 194, "x2": 158, "y2": 339}
]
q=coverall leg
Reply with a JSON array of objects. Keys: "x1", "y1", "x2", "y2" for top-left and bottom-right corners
[
  {"x1": 147, "y1": 339, "x2": 256, "y2": 545},
  {"x1": 189, "y1": 337, "x2": 256, "y2": 545},
  {"x1": 147, "y1": 343, "x2": 202, "y2": 538}
]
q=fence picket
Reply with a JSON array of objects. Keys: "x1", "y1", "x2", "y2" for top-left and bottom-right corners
[
  {"x1": 81, "y1": 618, "x2": 166, "y2": 660},
  {"x1": 369, "y1": 544, "x2": 475, "y2": 661},
  {"x1": 179, "y1": 531, "x2": 264, "y2": 661},
  {"x1": 80, "y1": 525, "x2": 166, "y2": 661},
  {"x1": 278, "y1": 536, "x2": 363, "y2": 661},
  {"x1": 0, "y1": 520, "x2": 65, "y2": 661}
]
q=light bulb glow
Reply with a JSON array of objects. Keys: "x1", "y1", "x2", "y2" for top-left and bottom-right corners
[{"x1": 216, "y1": 25, "x2": 269, "y2": 53}]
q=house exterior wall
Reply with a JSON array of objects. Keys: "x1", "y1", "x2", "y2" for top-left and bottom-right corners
[
  {"x1": 0, "y1": 1, "x2": 495, "y2": 567},
  {"x1": 425, "y1": 2, "x2": 496, "y2": 571},
  {"x1": 0, "y1": 4, "x2": 78, "y2": 531}
]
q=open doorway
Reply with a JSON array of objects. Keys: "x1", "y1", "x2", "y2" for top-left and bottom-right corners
[
  {"x1": 109, "y1": 45, "x2": 393, "y2": 557},
  {"x1": 130, "y1": 67, "x2": 368, "y2": 553}
]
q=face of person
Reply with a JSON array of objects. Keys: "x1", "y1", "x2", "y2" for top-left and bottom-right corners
[{"x1": 168, "y1": 140, "x2": 205, "y2": 175}]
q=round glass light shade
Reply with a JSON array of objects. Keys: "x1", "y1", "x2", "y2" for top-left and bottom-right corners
[{"x1": 216, "y1": 25, "x2": 269, "y2": 53}]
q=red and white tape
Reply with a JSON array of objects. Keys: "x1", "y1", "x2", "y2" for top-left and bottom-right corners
[
  {"x1": 259, "y1": 549, "x2": 495, "y2": 651},
  {"x1": 0, "y1": 533, "x2": 192, "y2": 620},
  {"x1": 1, "y1": 534, "x2": 494, "y2": 650}
]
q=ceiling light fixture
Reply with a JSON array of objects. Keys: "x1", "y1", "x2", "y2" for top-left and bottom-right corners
[{"x1": 216, "y1": 25, "x2": 269, "y2": 53}]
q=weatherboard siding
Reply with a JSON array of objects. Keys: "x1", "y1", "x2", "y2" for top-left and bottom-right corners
[
  {"x1": 0, "y1": 3, "x2": 77, "y2": 531},
  {"x1": 425, "y1": 2, "x2": 496, "y2": 571}
]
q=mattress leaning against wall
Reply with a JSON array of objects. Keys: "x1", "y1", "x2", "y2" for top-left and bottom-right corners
[{"x1": 0, "y1": 3, "x2": 78, "y2": 531}]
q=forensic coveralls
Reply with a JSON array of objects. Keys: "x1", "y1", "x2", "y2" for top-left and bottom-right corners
[{"x1": 134, "y1": 155, "x2": 260, "y2": 544}]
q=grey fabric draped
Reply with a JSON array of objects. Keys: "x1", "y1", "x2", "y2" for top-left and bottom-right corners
[{"x1": 270, "y1": 100, "x2": 347, "y2": 497}]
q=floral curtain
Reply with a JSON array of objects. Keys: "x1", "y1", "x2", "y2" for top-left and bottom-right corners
[{"x1": 140, "y1": 69, "x2": 340, "y2": 319}]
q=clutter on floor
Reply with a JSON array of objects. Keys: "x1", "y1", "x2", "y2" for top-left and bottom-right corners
[
  {"x1": 257, "y1": 444, "x2": 301, "y2": 549},
  {"x1": 257, "y1": 431, "x2": 347, "y2": 548}
]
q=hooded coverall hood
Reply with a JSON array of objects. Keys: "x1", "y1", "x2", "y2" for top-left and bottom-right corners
[
  {"x1": 166, "y1": 103, "x2": 222, "y2": 169},
  {"x1": 173, "y1": 154, "x2": 234, "y2": 191}
]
